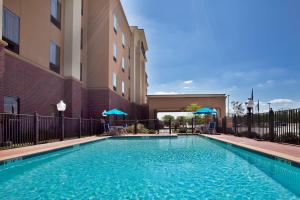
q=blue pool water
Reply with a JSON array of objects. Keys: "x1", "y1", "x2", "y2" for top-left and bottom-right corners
[{"x1": 0, "y1": 136, "x2": 300, "y2": 200}]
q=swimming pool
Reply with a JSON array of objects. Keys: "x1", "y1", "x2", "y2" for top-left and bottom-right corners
[{"x1": 0, "y1": 136, "x2": 299, "y2": 199}]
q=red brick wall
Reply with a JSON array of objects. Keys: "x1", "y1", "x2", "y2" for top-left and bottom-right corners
[
  {"x1": 3, "y1": 53, "x2": 65, "y2": 115},
  {"x1": 87, "y1": 89, "x2": 110, "y2": 118},
  {"x1": 64, "y1": 78, "x2": 82, "y2": 118},
  {"x1": 0, "y1": 46, "x2": 5, "y2": 113},
  {"x1": 1, "y1": 51, "x2": 148, "y2": 119},
  {"x1": 87, "y1": 88, "x2": 148, "y2": 119}
]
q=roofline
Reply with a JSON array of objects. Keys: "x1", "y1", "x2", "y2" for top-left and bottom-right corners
[
  {"x1": 130, "y1": 26, "x2": 148, "y2": 50},
  {"x1": 147, "y1": 94, "x2": 226, "y2": 98}
]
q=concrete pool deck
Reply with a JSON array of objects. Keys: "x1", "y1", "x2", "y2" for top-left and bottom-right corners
[
  {"x1": 202, "y1": 134, "x2": 300, "y2": 165},
  {"x1": 0, "y1": 136, "x2": 110, "y2": 163}
]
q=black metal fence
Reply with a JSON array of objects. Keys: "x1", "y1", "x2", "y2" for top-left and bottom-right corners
[
  {"x1": 0, "y1": 113, "x2": 105, "y2": 149},
  {"x1": 113, "y1": 118, "x2": 219, "y2": 135},
  {"x1": 226, "y1": 108, "x2": 300, "y2": 145}
]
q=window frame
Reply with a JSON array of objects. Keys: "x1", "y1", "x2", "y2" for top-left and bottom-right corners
[
  {"x1": 3, "y1": 7, "x2": 20, "y2": 54},
  {"x1": 113, "y1": 43, "x2": 117, "y2": 62},
  {"x1": 80, "y1": 63, "x2": 83, "y2": 81},
  {"x1": 81, "y1": 0, "x2": 83, "y2": 16},
  {"x1": 113, "y1": 73, "x2": 117, "y2": 91},
  {"x1": 122, "y1": 32, "x2": 126, "y2": 48},
  {"x1": 50, "y1": 0, "x2": 61, "y2": 29},
  {"x1": 113, "y1": 15, "x2": 118, "y2": 33},
  {"x1": 49, "y1": 41, "x2": 61, "y2": 74},
  {"x1": 81, "y1": 28, "x2": 83, "y2": 50},
  {"x1": 122, "y1": 81, "x2": 125, "y2": 97},
  {"x1": 121, "y1": 57, "x2": 125, "y2": 71},
  {"x1": 4, "y1": 96, "x2": 20, "y2": 114}
]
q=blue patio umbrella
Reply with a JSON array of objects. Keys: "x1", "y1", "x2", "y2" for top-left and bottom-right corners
[
  {"x1": 193, "y1": 107, "x2": 217, "y2": 115},
  {"x1": 193, "y1": 107, "x2": 217, "y2": 126},
  {"x1": 102, "y1": 108, "x2": 128, "y2": 116}
]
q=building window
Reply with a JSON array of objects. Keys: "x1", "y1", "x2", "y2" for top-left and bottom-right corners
[
  {"x1": 81, "y1": 28, "x2": 83, "y2": 50},
  {"x1": 80, "y1": 63, "x2": 82, "y2": 81},
  {"x1": 113, "y1": 15, "x2": 118, "y2": 33},
  {"x1": 51, "y1": 0, "x2": 61, "y2": 29},
  {"x1": 121, "y1": 57, "x2": 125, "y2": 71},
  {"x1": 122, "y1": 81, "x2": 125, "y2": 96},
  {"x1": 113, "y1": 73, "x2": 117, "y2": 91},
  {"x1": 49, "y1": 41, "x2": 60, "y2": 74},
  {"x1": 122, "y1": 33, "x2": 126, "y2": 48},
  {"x1": 4, "y1": 96, "x2": 19, "y2": 114},
  {"x1": 128, "y1": 47, "x2": 131, "y2": 60},
  {"x1": 128, "y1": 66, "x2": 131, "y2": 80},
  {"x1": 113, "y1": 43, "x2": 117, "y2": 62},
  {"x1": 81, "y1": 0, "x2": 83, "y2": 16},
  {"x1": 128, "y1": 88, "x2": 131, "y2": 101},
  {"x1": 3, "y1": 7, "x2": 20, "y2": 54}
]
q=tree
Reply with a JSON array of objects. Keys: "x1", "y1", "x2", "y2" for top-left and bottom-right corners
[
  {"x1": 194, "y1": 115, "x2": 206, "y2": 124},
  {"x1": 185, "y1": 103, "x2": 200, "y2": 112},
  {"x1": 162, "y1": 115, "x2": 175, "y2": 124},
  {"x1": 231, "y1": 101, "x2": 245, "y2": 116},
  {"x1": 176, "y1": 116, "x2": 187, "y2": 125}
]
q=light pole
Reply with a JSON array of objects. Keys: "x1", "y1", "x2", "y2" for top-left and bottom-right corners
[
  {"x1": 268, "y1": 103, "x2": 271, "y2": 110},
  {"x1": 226, "y1": 95, "x2": 230, "y2": 117},
  {"x1": 57, "y1": 100, "x2": 66, "y2": 141},
  {"x1": 246, "y1": 98, "x2": 254, "y2": 137}
]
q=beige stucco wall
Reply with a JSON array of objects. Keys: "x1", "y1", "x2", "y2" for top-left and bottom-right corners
[
  {"x1": 3, "y1": 0, "x2": 65, "y2": 74},
  {"x1": 130, "y1": 27, "x2": 148, "y2": 105},
  {"x1": 108, "y1": 0, "x2": 132, "y2": 100},
  {"x1": 148, "y1": 95, "x2": 226, "y2": 120},
  {"x1": 63, "y1": 0, "x2": 81, "y2": 81},
  {"x1": 86, "y1": 0, "x2": 109, "y2": 88}
]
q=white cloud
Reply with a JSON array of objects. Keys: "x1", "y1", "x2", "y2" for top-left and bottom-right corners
[
  {"x1": 270, "y1": 99, "x2": 294, "y2": 104},
  {"x1": 257, "y1": 80, "x2": 274, "y2": 88},
  {"x1": 183, "y1": 80, "x2": 193, "y2": 85}
]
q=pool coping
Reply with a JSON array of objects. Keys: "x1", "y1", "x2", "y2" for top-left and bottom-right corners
[
  {"x1": 1, "y1": 133, "x2": 299, "y2": 168},
  {"x1": 200, "y1": 134, "x2": 300, "y2": 168},
  {"x1": 0, "y1": 134, "x2": 178, "y2": 165},
  {"x1": 0, "y1": 136, "x2": 111, "y2": 165}
]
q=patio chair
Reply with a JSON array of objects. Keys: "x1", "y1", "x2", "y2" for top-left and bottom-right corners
[{"x1": 207, "y1": 121, "x2": 217, "y2": 134}]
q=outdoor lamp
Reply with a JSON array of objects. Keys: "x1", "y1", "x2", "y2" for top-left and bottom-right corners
[
  {"x1": 246, "y1": 99, "x2": 254, "y2": 114},
  {"x1": 57, "y1": 100, "x2": 66, "y2": 112}
]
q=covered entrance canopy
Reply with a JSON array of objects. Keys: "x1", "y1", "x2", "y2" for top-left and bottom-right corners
[{"x1": 147, "y1": 94, "x2": 226, "y2": 120}]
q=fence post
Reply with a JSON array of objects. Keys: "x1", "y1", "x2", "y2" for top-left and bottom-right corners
[
  {"x1": 169, "y1": 119, "x2": 172, "y2": 134},
  {"x1": 0, "y1": 115, "x2": 3, "y2": 146},
  {"x1": 60, "y1": 111, "x2": 65, "y2": 141},
  {"x1": 79, "y1": 117, "x2": 82, "y2": 138},
  {"x1": 191, "y1": 117, "x2": 194, "y2": 133},
  {"x1": 90, "y1": 118, "x2": 93, "y2": 135},
  {"x1": 155, "y1": 119, "x2": 159, "y2": 133},
  {"x1": 134, "y1": 120, "x2": 138, "y2": 134},
  {"x1": 247, "y1": 111, "x2": 252, "y2": 137},
  {"x1": 233, "y1": 115, "x2": 237, "y2": 135},
  {"x1": 269, "y1": 109, "x2": 274, "y2": 142},
  {"x1": 223, "y1": 117, "x2": 227, "y2": 134},
  {"x1": 34, "y1": 112, "x2": 39, "y2": 145}
]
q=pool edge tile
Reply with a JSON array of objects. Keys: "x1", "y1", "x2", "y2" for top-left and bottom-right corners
[
  {"x1": 0, "y1": 136, "x2": 111, "y2": 165},
  {"x1": 200, "y1": 134, "x2": 300, "y2": 168}
]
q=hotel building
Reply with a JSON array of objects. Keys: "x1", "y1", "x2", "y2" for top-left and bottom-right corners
[{"x1": 0, "y1": 0, "x2": 149, "y2": 119}]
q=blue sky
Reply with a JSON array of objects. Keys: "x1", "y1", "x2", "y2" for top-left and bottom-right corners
[{"x1": 121, "y1": 0, "x2": 300, "y2": 112}]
